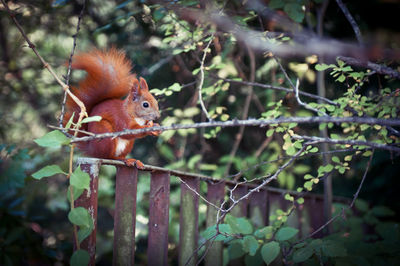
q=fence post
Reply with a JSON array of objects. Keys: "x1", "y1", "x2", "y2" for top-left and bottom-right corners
[
  {"x1": 75, "y1": 159, "x2": 100, "y2": 266},
  {"x1": 249, "y1": 189, "x2": 268, "y2": 227},
  {"x1": 113, "y1": 166, "x2": 138, "y2": 266},
  {"x1": 148, "y1": 171, "x2": 170, "y2": 266},
  {"x1": 179, "y1": 177, "x2": 199, "y2": 266},
  {"x1": 230, "y1": 185, "x2": 248, "y2": 217},
  {"x1": 205, "y1": 181, "x2": 225, "y2": 266}
]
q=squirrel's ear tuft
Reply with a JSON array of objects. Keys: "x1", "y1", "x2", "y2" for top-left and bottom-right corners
[
  {"x1": 130, "y1": 78, "x2": 140, "y2": 101},
  {"x1": 139, "y1": 77, "x2": 149, "y2": 92}
]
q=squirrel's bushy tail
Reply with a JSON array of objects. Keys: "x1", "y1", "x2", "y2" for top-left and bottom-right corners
[{"x1": 63, "y1": 48, "x2": 135, "y2": 135}]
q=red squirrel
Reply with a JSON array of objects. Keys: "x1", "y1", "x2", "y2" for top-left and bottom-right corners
[{"x1": 63, "y1": 48, "x2": 160, "y2": 169}]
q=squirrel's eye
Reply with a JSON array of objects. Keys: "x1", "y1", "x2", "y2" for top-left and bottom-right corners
[{"x1": 142, "y1": 101, "x2": 149, "y2": 108}]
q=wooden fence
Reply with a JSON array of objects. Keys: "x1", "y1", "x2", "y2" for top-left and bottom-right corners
[{"x1": 74, "y1": 157, "x2": 347, "y2": 265}]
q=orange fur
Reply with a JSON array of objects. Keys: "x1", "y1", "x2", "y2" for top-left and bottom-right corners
[{"x1": 63, "y1": 48, "x2": 160, "y2": 168}]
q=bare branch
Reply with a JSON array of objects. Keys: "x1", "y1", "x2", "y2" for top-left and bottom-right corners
[
  {"x1": 293, "y1": 134, "x2": 400, "y2": 153},
  {"x1": 335, "y1": 0, "x2": 364, "y2": 46},
  {"x1": 70, "y1": 116, "x2": 400, "y2": 144},
  {"x1": 338, "y1": 56, "x2": 400, "y2": 79}
]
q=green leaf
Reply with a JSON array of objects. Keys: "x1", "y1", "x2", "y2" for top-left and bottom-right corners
[
  {"x1": 261, "y1": 241, "x2": 280, "y2": 265},
  {"x1": 67, "y1": 186, "x2": 84, "y2": 202},
  {"x1": 70, "y1": 166, "x2": 90, "y2": 190},
  {"x1": 68, "y1": 207, "x2": 91, "y2": 227},
  {"x1": 296, "y1": 197, "x2": 304, "y2": 204},
  {"x1": 225, "y1": 215, "x2": 253, "y2": 235},
  {"x1": 228, "y1": 240, "x2": 246, "y2": 260},
  {"x1": 275, "y1": 227, "x2": 299, "y2": 241},
  {"x1": 354, "y1": 199, "x2": 369, "y2": 212},
  {"x1": 254, "y1": 226, "x2": 274, "y2": 239},
  {"x1": 332, "y1": 156, "x2": 341, "y2": 163},
  {"x1": 201, "y1": 224, "x2": 232, "y2": 241},
  {"x1": 70, "y1": 250, "x2": 90, "y2": 266},
  {"x1": 65, "y1": 112, "x2": 75, "y2": 129},
  {"x1": 168, "y1": 82, "x2": 182, "y2": 92},
  {"x1": 315, "y1": 64, "x2": 331, "y2": 71},
  {"x1": 81, "y1": 116, "x2": 102, "y2": 123},
  {"x1": 284, "y1": 193, "x2": 294, "y2": 202},
  {"x1": 370, "y1": 206, "x2": 395, "y2": 217},
  {"x1": 34, "y1": 130, "x2": 70, "y2": 148},
  {"x1": 286, "y1": 145, "x2": 297, "y2": 156},
  {"x1": 337, "y1": 74, "x2": 346, "y2": 82},
  {"x1": 78, "y1": 221, "x2": 94, "y2": 243},
  {"x1": 32, "y1": 164, "x2": 66, "y2": 179},
  {"x1": 269, "y1": 0, "x2": 284, "y2": 9},
  {"x1": 284, "y1": 3, "x2": 305, "y2": 22},
  {"x1": 321, "y1": 240, "x2": 347, "y2": 257},
  {"x1": 242, "y1": 235, "x2": 259, "y2": 256},
  {"x1": 362, "y1": 150, "x2": 373, "y2": 157},
  {"x1": 292, "y1": 245, "x2": 314, "y2": 263}
]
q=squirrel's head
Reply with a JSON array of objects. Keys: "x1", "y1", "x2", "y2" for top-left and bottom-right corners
[{"x1": 125, "y1": 77, "x2": 160, "y2": 122}]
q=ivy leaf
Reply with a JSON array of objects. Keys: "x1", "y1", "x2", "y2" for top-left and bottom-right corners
[
  {"x1": 32, "y1": 165, "x2": 66, "y2": 180},
  {"x1": 34, "y1": 130, "x2": 70, "y2": 148},
  {"x1": 242, "y1": 235, "x2": 259, "y2": 256},
  {"x1": 78, "y1": 220, "x2": 94, "y2": 243},
  {"x1": 261, "y1": 241, "x2": 280, "y2": 265},
  {"x1": 70, "y1": 250, "x2": 90, "y2": 266},
  {"x1": 70, "y1": 166, "x2": 90, "y2": 190},
  {"x1": 68, "y1": 207, "x2": 91, "y2": 227},
  {"x1": 67, "y1": 186, "x2": 84, "y2": 202},
  {"x1": 275, "y1": 227, "x2": 299, "y2": 241}
]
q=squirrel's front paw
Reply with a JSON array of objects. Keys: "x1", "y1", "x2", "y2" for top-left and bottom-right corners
[
  {"x1": 123, "y1": 158, "x2": 145, "y2": 169},
  {"x1": 150, "y1": 122, "x2": 161, "y2": 136}
]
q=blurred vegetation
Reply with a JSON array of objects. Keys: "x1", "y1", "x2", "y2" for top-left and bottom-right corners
[{"x1": 1, "y1": 0, "x2": 399, "y2": 265}]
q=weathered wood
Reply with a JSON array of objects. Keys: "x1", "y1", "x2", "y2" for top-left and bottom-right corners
[
  {"x1": 205, "y1": 181, "x2": 225, "y2": 266},
  {"x1": 249, "y1": 189, "x2": 268, "y2": 227},
  {"x1": 230, "y1": 185, "x2": 248, "y2": 217},
  {"x1": 179, "y1": 177, "x2": 199, "y2": 266},
  {"x1": 113, "y1": 166, "x2": 138, "y2": 266},
  {"x1": 308, "y1": 197, "x2": 325, "y2": 238},
  {"x1": 75, "y1": 161, "x2": 100, "y2": 266},
  {"x1": 148, "y1": 171, "x2": 170, "y2": 266}
]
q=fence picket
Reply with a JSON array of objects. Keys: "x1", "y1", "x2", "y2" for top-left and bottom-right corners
[
  {"x1": 148, "y1": 171, "x2": 170, "y2": 266},
  {"x1": 249, "y1": 189, "x2": 268, "y2": 227},
  {"x1": 179, "y1": 177, "x2": 200, "y2": 266},
  {"x1": 205, "y1": 181, "x2": 225, "y2": 266},
  {"x1": 113, "y1": 166, "x2": 138, "y2": 266}
]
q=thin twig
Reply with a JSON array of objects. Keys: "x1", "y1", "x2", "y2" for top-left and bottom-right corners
[
  {"x1": 59, "y1": 0, "x2": 86, "y2": 128},
  {"x1": 335, "y1": 0, "x2": 364, "y2": 46},
  {"x1": 197, "y1": 34, "x2": 214, "y2": 121},
  {"x1": 293, "y1": 79, "x2": 327, "y2": 116}
]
